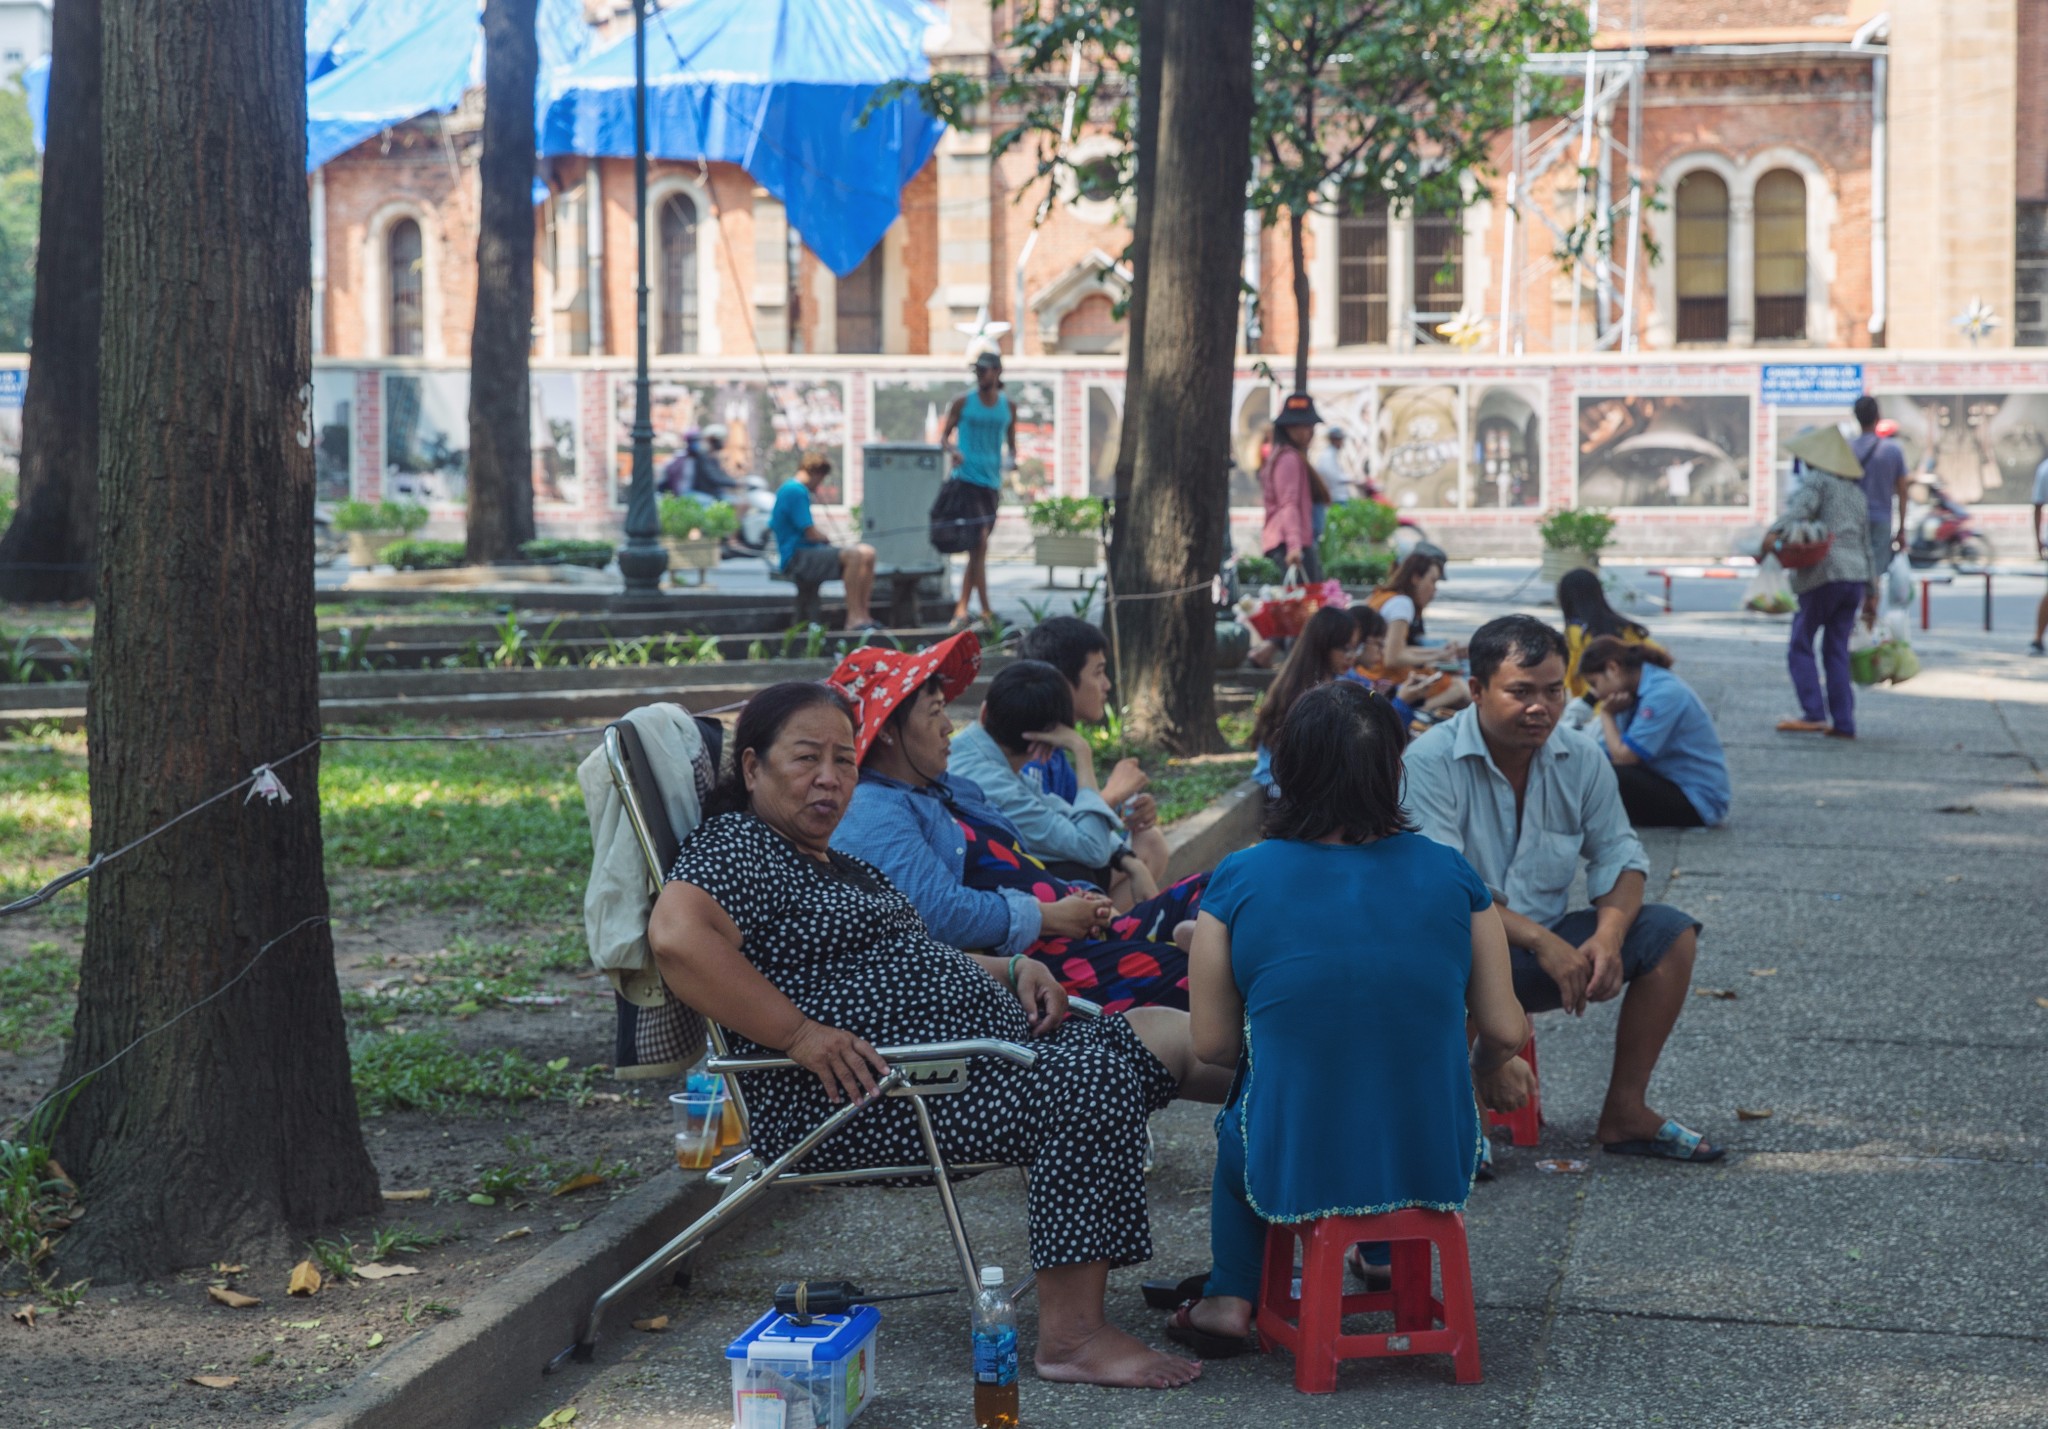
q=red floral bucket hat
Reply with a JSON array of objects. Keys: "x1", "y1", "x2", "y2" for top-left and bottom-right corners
[{"x1": 825, "y1": 630, "x2": 982, "y2": 762}]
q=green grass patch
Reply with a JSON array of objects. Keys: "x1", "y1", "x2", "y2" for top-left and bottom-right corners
[
  {"x1": 1151, "y1": 759, "x2": 1257, "y2": 825},
  {"x1": 341, "y1": 931, "x2": 585, "y2": 1028},
  {"x1": 0, "y1": 733, "x2": 90, "y2": 905},
  {"x1": 0, "y1": 942, "x2": 76, "y2": 1054},
  {"x1": 350, "y1": 1029, "x2": 600, "y2": 1115}
]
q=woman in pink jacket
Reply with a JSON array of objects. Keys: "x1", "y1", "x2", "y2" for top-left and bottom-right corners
[{"x1": 1249, "y1": 393, "x2": 1328, "y2": 668}]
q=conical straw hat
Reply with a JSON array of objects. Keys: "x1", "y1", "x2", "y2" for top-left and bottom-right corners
[{"x1": 1781, "y1": 424, "x2": 1864, "y2": 478}]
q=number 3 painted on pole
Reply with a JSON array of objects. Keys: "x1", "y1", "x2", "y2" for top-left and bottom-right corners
[{"x1": 295, "y1": 383, "x2": 314, "y2": 449}]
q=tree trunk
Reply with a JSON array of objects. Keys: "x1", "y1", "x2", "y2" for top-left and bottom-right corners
[
  {"x1": 1112, "y1": 0, "x2": 1253, "y2": 753},
  {"x1": 465, "y1": 0, "x2": 539, "y2": 564},
  {"x1": 1108, "y1": 0, "x2": 1162, "y2": 542},
  {"x1": 0, "y1": 0, "x2": 100, "y2": 603},
  {"x1": 54, "y1": 0, "x2": 381, "y2": 1280},
  {"x1": 1290, "y1": 205, "x2": 1312, "y2": 394}
]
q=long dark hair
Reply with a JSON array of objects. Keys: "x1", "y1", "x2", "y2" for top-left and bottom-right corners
[
  {"x1": 1380, "y1": 549, "x2": 1446, "y2": 602},
  {"x1": 1556, "y1": 567, "x2": 1650, "y2": 641},
  {"x1": 702, "y1": 682, "x2": 858, "y2": 818},
  {"x1": 1251, "y1": 606, "x2": 1356, "y2": 749},
  {"x1": 1576, "y1": 634, "x2": 1674, "y2": 677},
  {"x1": 1263, "y1": 681, "x2": 1413, "y2": 844}
]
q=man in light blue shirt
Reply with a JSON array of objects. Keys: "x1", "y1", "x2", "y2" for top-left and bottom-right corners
[
  {"x1": 768, "y1": 451, "x2": 879, "y2": 630},
  {"x1": 1404, "y1": 615, "x2": 1723, "y2": 1163}
]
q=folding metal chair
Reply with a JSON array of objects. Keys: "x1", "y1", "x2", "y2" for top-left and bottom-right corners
[{"x1": 549, "y1": 714, "x2": 1094, "y2": 1372}]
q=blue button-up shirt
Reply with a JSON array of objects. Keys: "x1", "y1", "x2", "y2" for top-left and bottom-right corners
[
  {"x1": 829, "y1": 769, "x2": 1045, "y2": 956},
  {"x1": 945, "y1": 722, "x2": 1126, "y2": 871},
  {"x1": 1402, "y1": 706, "x2": 1648, "y2": 927}
]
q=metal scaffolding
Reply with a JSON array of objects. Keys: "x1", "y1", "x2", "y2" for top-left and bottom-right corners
[{"x1": 1498, "y1": 0, "x2": 1647, "y2": 355}]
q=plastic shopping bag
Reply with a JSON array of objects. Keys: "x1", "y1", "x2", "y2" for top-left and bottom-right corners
[
  {"x1": 1743, "y1": 555, "x2": 1796, "y2": 615},
  {"x1": 1848, "y1": 621, "x2": 1888, "y2": 686}
]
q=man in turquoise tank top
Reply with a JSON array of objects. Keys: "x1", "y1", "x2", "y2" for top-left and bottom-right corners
[{"x1": 939, "y1": 350, "x2": 1016, "y2": 629}]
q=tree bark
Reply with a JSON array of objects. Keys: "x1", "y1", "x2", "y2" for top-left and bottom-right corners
[
  {"x1": 1107, "y1": 0, "x2": 1162, "y2": 542},
  {"x1": 465, "y1": 0, "x2": 539, "y2": 563},
  {"x1": 1111, "y1": 0, "x2": 1253, "y2": 753},
  {"x1": 0, "y1": 0, "x2": 100, "y2": 603},
  {"x1": 54, "y1": 0, "x2": 381, "y2": 1280},
  {"x1": 1290, "y1": 205, "x2": 1312, "y2": 394}
]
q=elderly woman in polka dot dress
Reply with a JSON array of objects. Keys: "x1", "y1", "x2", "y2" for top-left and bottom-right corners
[{"x1": 648, "y1": 679, "x2": 1213, "y2": 1391}]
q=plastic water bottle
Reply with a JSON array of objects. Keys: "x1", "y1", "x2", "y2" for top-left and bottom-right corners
[{"x1": 972, "y1": 1265, "x2": 1019, "y2": 1428}]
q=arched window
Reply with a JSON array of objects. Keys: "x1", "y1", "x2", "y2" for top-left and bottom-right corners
[
  {"x1": 1753, "y1": 168, "x2": 1808, "y2": 340},
  {"x1": 836, "y1": 243, "x2": 883, "y2": 354},
  {"x1": 658, "y1": 193, "x2": 698, "y2": 355},
  {"x1": 387, "y1": 218, "x2": 425, "y2": 356},
  {"x1": 1336, "y1": 202, "x2": 1389, "y2": 345},
  {"x1": 1674, "y1": 172, "x2": 1730, "y2": 342}
]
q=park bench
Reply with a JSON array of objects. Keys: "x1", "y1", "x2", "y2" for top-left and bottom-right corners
[
  {"x1": 550, "y1": 712, "x2": 1094, "y2": 1371},
  {"x1": 767, "y1": 556, "x2": 943, "y2": 628},
  {"x1": 1648, "y1": 560, "x2": 1996, "y2": 630}
]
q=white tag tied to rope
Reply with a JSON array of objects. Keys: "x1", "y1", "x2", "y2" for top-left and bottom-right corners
[{"x1": 245, "y1": 764, "x2": 291, "y2": 806}]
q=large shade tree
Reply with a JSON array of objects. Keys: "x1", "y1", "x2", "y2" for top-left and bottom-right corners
[
  {"x1": 0, "y1": 0, "x2": 101, "y2": 604},
  {"x1": 465, "y1": 0, "x2": 540, "y2": 563},
  {"x1": 53, "y1": 0, "x2": 381, "y2": 1277}
]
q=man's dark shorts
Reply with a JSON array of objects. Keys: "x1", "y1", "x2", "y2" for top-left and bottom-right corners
[
  {"x1": 1509, "y1": 903, "x2": 1701, "y2": 1012},
  {"x1": 783, "y1": 544, "x2": 844, "y2": 585}
]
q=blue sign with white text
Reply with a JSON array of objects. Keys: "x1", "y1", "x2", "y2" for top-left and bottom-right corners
[
  {"x1": 0, "y1": 369, "x2": 23, "y2": 408},
  {"x1": 1760, "y1": 364, "x2": 1863, "y2": 405}
]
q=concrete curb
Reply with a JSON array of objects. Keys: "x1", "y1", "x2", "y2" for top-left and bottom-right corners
[
  {"x1": 1164, "y1": 776, "x2": 1266, "y2": 881},
  {"x1": 287, "y1": 1168, "x2": 760, "y2": 1429}
]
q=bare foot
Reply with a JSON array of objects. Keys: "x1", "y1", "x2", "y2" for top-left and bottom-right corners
[{"x1": 1036, "y1": 1322, "x2": 1202, "y2": 1388}]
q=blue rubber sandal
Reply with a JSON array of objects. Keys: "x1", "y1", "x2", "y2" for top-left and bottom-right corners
[{"x1": 1602, "y1": 1118, "x2": 1726, "y2": 1163}]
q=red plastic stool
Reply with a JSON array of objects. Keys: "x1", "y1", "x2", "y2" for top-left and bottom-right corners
[
  {"x1": 1255, "y1": 1208, "x2": 1482, "y2": 1392},
  {"x1": 1485, "y1": 1034, "x2": 1542, "y2": 1147}
]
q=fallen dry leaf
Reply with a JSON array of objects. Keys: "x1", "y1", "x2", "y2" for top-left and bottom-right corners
[
  {"x1": 2034, "y1": 998, "x2": 2048, "y2": 1011},
  {"x1": 207, "y1": 1287, "x2": 260, "y2": 1309},
  {"x1": 536, "y1": 1409, "x2": 580, "y2": 1427},
  {"x1": 189, "y1": 1375, "x2": 240, "y2": 1389},
  {"x1": 1749, "y1": 968, "x2": 1779, "y2": 978},
  {"x1": 352, "y1": 1263, "x2": 419, "y2": 1281},
  {"x1": 382, "y1": 1188, "x2": 432, "y2": 1202},
  {"x1": 550, "y1": 1172, "x2": 606, "y2": 1197},
  {"x1": 12, "y1": 1305, "x2": 36, "y2": 1329},
  {"x1": 287, "y1": 1261, "x2": 323, "y2": 1297},
  {"x1": 211, "y1": 1261, "x2": 246, "y2": 1275},
  {"x1": 495, "y1": 1226, "x2": 534, "y2": 1243},
  {"x1": 366, "y1": 1331, "x2": 385, "y2": 1349},
  {"x1": 632, "y1": 1315, "x2": 670, "y2": 1332},
  {"x1": 1736, "y1": 1107, "x2": 1774, "y2": 1121},
  {"x1": 1693, "y1": 988, "x2": 1739, "y2": 1001},
  {"x1": 1944, "y1": 874, "x2": 1964, "y2": 883}
]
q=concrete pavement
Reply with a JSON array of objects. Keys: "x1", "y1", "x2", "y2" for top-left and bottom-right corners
[{"x1": 498, "y1": 574, "x2": 2048, "y2": 1429}]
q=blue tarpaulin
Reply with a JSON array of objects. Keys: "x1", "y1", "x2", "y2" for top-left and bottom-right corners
[{"x1": 540, "y1": 0, "x2": 945, "y2": 276}]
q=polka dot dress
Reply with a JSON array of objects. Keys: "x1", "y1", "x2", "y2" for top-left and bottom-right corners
[{"x1": 669, "y1": 811, "x2": 1178, "y2": 1270}]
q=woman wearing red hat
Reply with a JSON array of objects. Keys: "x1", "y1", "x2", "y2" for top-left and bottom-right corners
[
  {"x1": 827, "y1": 633, "x2": 1212, "y2": 1017},
  {"x1": 649, "y1": 676, "x2": 1205, "y2": 1389}
]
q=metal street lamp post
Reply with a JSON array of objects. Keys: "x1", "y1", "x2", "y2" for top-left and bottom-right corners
[{"x1": 616, "y1": 0, "x2": 669, "y2": 595}]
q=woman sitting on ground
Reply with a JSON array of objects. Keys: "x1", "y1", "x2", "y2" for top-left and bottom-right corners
[
  {"x1": 1354, "y1": 548, "x2": 1469, "y2": 729},
  {"x1": 1164, "y1": 680, "x2": 1533, "y2": 1358},
  {"x1": 1345, "y1": 606, "x2": 1463, "y2": 732},
  {"x1": 648, "y1": 681, "x2": 1206, "y2": 1390},
  {"x1": 1577, "y1": 636, "x2": 1732, "y2": 829},
  {"x1": 1557, "y1": 567, "x2": 1668, "y2": 702},
  {"x1": 827, "y1": 633, "x2": 1217, "y2": 1018},
  {"x1": 1249, "y1": 606, "x2": 1359, "y2": 789}
]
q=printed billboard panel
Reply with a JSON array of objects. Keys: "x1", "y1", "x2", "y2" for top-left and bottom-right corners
[
  {"x1": 612, "y1": 376, "x2": 848, "y2": 505},
  {"x1": 0, "y1": 366, "x2": 23, "y2": 483},
  {"x1": 313, "y1": 368, "x2": 354, "y2": 503},
  {"x1": 530, "y1": 371, "x2": 581, "y2": 509},
  {"x1": 1577, "y1": 393, "x2": 1751, "y2": 508},
  {"x1": 1875, "y1": 392, "x2": 2048, "y2": 505},
  {"x1": 1374, "y1": 383, "x2": 1463, "y2": 510},
  {"x1": 1083, "y1": 379, "x2": 1123, "y2": 498},
  {"x1": 870, "y1": 375, "x2": 1057, "y2": 502},
  {"x1": 384, "y1": 371, "x2": 469, "y2": 504},
  {"x1": 1468, "y1": 384, "x2": 1543, "y2": 509}
]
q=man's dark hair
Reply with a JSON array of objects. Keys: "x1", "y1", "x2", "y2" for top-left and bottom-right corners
[
  {"x1": 1018, "y1": 616, "x2": 1109, "y2": 686},
  {"x1": 1468, "y1": 615, "x2": 1569, "y2": 687},
  {"x1": 1854, "y1": 395, "x2": 1880, "y2": 430},
  {"x1": 704, "y1": 681, "x2": 857, "y2": 817},
  {"x1": 982, "y1": 660, "x2": 1075, "y2": 753},
  {"x1": 1264, "y1": 681, "x2": 1413, "y2": 844}
]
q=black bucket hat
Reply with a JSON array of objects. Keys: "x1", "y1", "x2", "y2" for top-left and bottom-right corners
[{"x1": 1274, "y1": 392, "x2": 1323, "y2": 428}]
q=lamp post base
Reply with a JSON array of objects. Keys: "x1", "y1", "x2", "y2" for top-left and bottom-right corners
[{"x1": 617, "y1": 539, "x2": 670, "y2": 596}]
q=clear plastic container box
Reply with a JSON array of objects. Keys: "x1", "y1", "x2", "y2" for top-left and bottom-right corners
[{"x1": 726, "y1": 1304, "x2": 880, "y2": 1429}]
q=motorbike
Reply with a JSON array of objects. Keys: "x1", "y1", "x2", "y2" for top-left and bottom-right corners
[
  {"x1": 1903, "y1": 476, "x2": 1994, "y2": 568},
  {"x1": 721, "y1": 474, "x2": 775, "y2": 560}
]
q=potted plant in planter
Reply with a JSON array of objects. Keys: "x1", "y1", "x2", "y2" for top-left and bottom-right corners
[
  {"x1": 334, "y1": 499, "x2": 429, "y2": 567},
  {"x1": 1026, "y1": 496, "x2": 1105, "y2": 584},
  {"x1": 1537, "y1": 508, "x2": 1617, "y2": 583},
  {"x1": 659, "y1": 494, "x2": 739, "y2": 583}
]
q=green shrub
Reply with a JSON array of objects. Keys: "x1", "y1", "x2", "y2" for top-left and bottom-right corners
[
  {"x1": 1538, "y1": 508, "x2": 1616, "y2": 555},
  {"x1": 1235, "y1": 554, "x2": 1282, "y2": 585},
  {"x1": 1321, "y1": 499, "x2": 1399, "y2": 551},
  {"x1": 1326, "y1": 552, "x2": 1394, "y2": 587},
  {"x1": 382, "y1": 539, "x2": 468, "y2": 571},
  {"x1": 517, "y1": 539, "x2": 613, "y2": 569},
  {"x1": 1025, "y1": 495, "x2": 1105, "y2": 537},
  {"x1": 658, "y1": 494, "x2": 739, "y2": 541},
  {"x1": 333, "y1": 499, "x2": 430, "y2": 534}
]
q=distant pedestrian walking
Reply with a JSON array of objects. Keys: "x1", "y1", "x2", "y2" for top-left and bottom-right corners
[{"x1": 1772, "y1": 427, "x2": 1873, "y2": 739}]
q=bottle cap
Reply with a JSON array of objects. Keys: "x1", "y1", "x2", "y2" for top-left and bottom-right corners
[{"x1": 979, "y1": 1266, "x2": 1004, "y2": 1288}]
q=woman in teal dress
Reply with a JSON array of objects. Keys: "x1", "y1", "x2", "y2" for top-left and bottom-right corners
[
  {"x1": 1167, "y1": 680, "x2": 1533, "y2": 1356},
  {"x1": 939, "y1": 349, "x2": 1016, "y2": 629}
]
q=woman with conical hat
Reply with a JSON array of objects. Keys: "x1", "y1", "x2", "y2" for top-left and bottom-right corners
[{"x1": 1770, "y1": 426, "x2": 1872, "y2": 738}]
